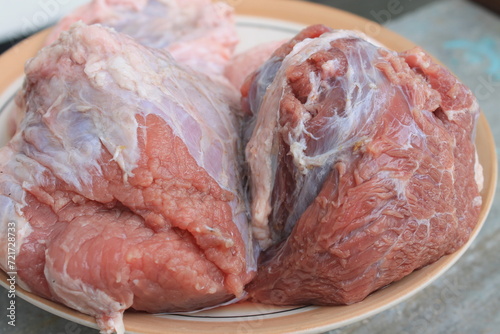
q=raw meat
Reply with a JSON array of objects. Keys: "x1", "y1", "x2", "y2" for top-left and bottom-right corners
[
  {"x1": 46, "y1": 0, "x2": 238, "y2": 75},
  {"x1": 224, "y1": 40, "x2": 286, "y2": 89},
  {"x1": 242, "y1": 25, "x2": 482, "y2": 305},
  {"x1": 0, "y1": 23, "x2": 254, "y2": 333}
]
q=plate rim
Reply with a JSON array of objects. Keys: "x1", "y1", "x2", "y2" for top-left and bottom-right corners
[{"x1": 0, "y1": 1, "x2": 497, "y2": 333}]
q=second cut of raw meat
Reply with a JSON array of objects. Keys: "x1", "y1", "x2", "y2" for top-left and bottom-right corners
[
  {"x1": 0, "y1": 23, "x2": 254, "y2": 333},
  {"x1": 243, "y1": 25, "x2": 482, "y2": 305}
]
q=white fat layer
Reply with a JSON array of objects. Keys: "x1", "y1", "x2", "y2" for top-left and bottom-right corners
[
  {"x1": 0, "y1": 196, "x2": 32, "y2": 269},
  {"x1": 247, "y1": 29, "x2": 481, "y2": 249},
  {"x1": 444, "y1": 109, "x2": 466, "y2": 120},
  {"x1": 45, "y1": 253, "x2": 126, "y2": 334},
  {"x1": 0, "y1": 146, "x2": 33, "y2": 274},
  {"x1": 3, "y1": 22, "x2": 249, "y2": 251},
  {"x1": 97, "y1": 313, "x2": 125, "y2": 334},
  {"x1": 17, "y1": 22, "x2": 241, "y2": 198},
  {"x1": 0, "y1": 21, "x2": 252, "y2": 331},
  {"x1": 247, "y1": 30, "x2": 391, "y2": 248}
]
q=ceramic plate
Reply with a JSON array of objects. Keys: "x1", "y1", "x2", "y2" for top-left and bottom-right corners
[{"x1": 0, "y1": 1, "x2": 497, "y2": 333}]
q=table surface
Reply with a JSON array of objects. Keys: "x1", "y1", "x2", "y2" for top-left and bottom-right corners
[{"x1": 0, "y1": 0, "x2": 499, "y2": 333}]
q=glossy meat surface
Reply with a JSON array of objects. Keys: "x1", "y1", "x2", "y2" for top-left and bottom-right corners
[
  {"x1": 46, "y1": 0, "x2": 238, "y2": 75},
  {"x1": 243, "y1": 26, "x2": 482, "y2": 305},
  {"x1": 224, "y1": 40, "x2": 285, "y2": 89},
  {"x1": 0, "y1": 23, "x2": 254, "y2": 333}
]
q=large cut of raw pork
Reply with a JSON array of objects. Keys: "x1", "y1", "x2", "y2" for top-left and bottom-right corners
[
  {"x1": 224, "y1": 40, "x2": 286, "y2": 89},
  {"x1": 243, "y1": 25, "x2": 482, "y2": 305},
  {"x1": 46, "y1": 0, "x2": 237, "y2": 75},
  {"x1": 0, "y1": 23, "x2": 254, "y2": 333},
  {"x1": 10, "y1": 0, "x2": 238, "y2": 139}
]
